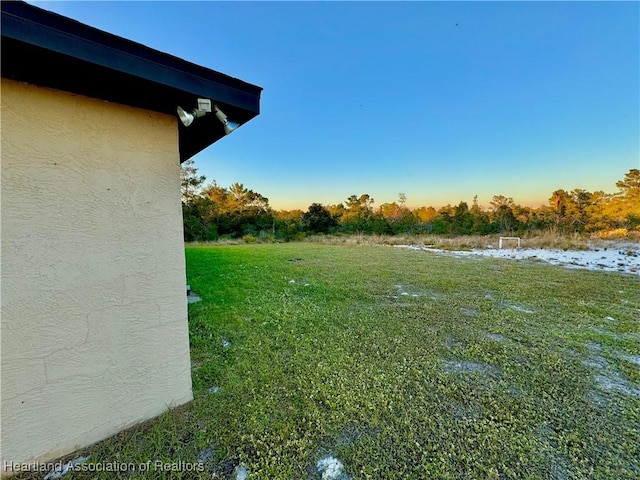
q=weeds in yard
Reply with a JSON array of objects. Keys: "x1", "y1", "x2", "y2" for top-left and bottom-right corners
[
  {"x1": 301, "y1": 231, "x2": 624, "y2": 251},
  {"x1": 24, "y1": 244, "x2": 640, "y2": 479},
  {"x1": 187, "y1": 229, "x2": 640, "y2": 253}
]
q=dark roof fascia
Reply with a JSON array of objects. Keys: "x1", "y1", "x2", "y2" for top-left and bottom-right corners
[{"x1": 1, "y1": 1, "x2": 263, "y2": 161}]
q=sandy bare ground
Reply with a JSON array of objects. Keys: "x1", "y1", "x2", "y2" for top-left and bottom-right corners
[{"x1": 396, "y1": 243, "x2": 640, "y2": 275}]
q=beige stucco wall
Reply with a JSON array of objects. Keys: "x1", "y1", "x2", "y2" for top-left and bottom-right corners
[{"x1": 0, "y1": 78, "x2": 193, "y2": 470}]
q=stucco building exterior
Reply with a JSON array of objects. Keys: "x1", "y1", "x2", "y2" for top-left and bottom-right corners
[{"x1": 0, "y1": 2, "x2": 261, "y2": 472}]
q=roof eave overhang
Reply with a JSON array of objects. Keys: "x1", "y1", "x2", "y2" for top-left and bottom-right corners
[{"x1": 1, "y1": 1, "x2": 262, "y2": 162}]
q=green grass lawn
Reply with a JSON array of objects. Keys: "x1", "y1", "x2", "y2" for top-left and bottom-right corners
[{"x1": 44, "y1": 243, "x2": 640, "y2": 479}]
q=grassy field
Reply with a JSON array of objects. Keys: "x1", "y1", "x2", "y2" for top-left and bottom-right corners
[{"x1": 33, "y1": 243, "x2": 639, "y2": 479}]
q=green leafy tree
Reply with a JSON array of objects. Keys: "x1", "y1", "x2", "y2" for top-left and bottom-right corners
[
  {"x1": 429, "y1": 205, "x2": 453, "y2": 234},
  {"x1": 274, "y1": 209, "x2": 304, "y2": 240},
  {"x1": 616, "y1": 168, "x2": 640, "y2": 201},
  {"x1": 469, "y1": 196, "x2": 492, "y2": 234},
  {"x1": 587, "y1": 170, "x2": 640, "y2": 231},
  {"x1": 585, "y1": 191, "x2": 613, "y2": 231},
  {"x1": 567, "y1": 189, "x2": 592, "y2": 231},
  {"x1": 490, "y1": 195, "x2": 518, "y2": 232},
  {"x1": 414, "y1": 206, "x2": 439, "y2": 223},
  {"x1": 451, "y1": 201, "x2": 474, "y2": 235},
  {"x1": 342, "y1": 194, "x2": 376, "y2": 233},
  {"x1": 198, "y1": 181, "x2": 273, "y2": 237},
  {"x1": 302, "y1": 203, "x2": 338, "y2": 233},
  {"x1": 180, "y1": 159, "x2": 206, "y2": 203},
  {"x1": 378, "y1": 201, "x2": 416, "y2": 234},
  {"x1": 326, "y1": 203, "x2": 347, "y2": 221},
  {"x1": 182, "y1": 196, "x2": 219, "y2": 241},
  {"x1": 550, "y1": 189, "x2": 574, "y2": 231},
  {"x1": 180, "y1": 159, "x2": 213, "y2": 241},
  {"x1": 617, "y1": 169, "x2": 640, "y2": 229},
  {"x1": 379, "y1": 202, "x2": 401, "y2": 221},
  {"x1": 183, "y1": 169, "x2": 640, "y2": 240}
]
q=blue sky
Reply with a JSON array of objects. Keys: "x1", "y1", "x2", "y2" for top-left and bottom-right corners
[{"x1": 31, "y1": 1, "x2": 639, "y2": 210}]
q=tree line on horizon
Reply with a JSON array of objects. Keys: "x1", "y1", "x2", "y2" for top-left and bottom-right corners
[{"x1": 181, "y1": 162, "x2": 640, "y2": 242}]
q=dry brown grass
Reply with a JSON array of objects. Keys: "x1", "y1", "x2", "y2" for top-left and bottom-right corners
[
  {"x1": 186, "y1": 238, "x2": 243, "y2": 246},
  {"x1": 185, "y1": 229, "x2": 640, "y2": 250},
  {"x1": 305, "y1": 233, "x2": 496, "y2": 250},
  {"x1": 591, "y1": 228, "x2": 640, "y2": 241},
  {"x1": 303, "y1": 230, "x2": 639, "y2": 251}
]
